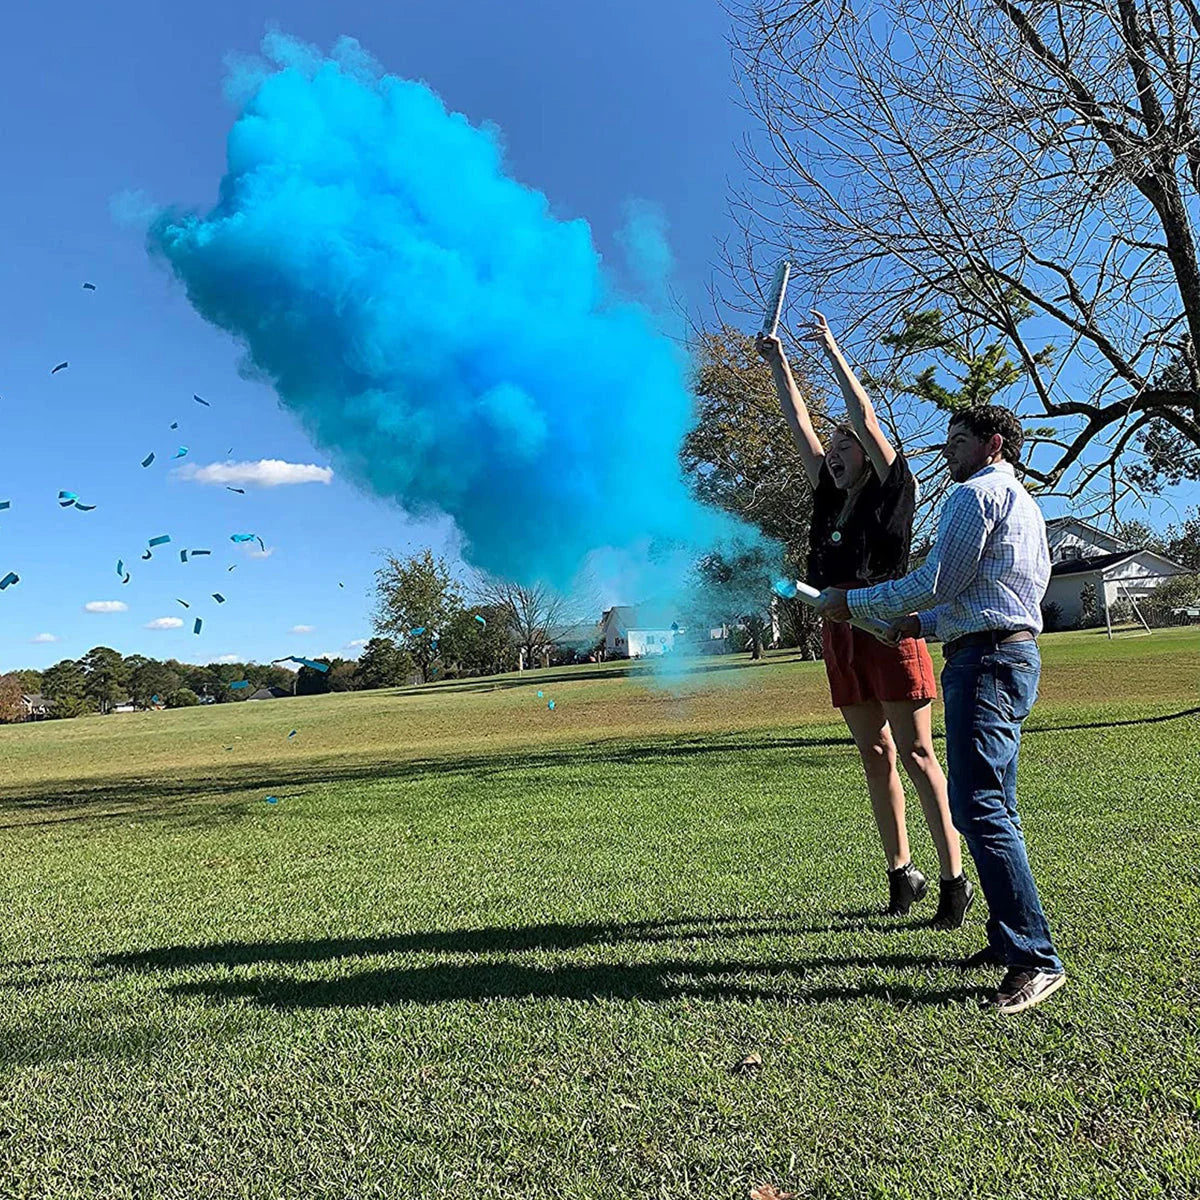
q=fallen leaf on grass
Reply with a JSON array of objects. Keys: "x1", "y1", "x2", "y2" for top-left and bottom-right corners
[
  {"x1": 750, "y1": 1186, "x2": 794, "y2": 1200},
  {"x1": 732, "y1": 1052, "x2": 763, "y2": 1073}
]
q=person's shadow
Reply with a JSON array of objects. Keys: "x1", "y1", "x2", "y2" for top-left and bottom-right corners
[{"x1": 92, "y1": 912, "x2": 986, "y2": 1011}]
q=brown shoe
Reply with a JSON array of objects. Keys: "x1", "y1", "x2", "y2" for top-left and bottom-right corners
[{"x1": 982, "y1": 967, "x2": 1066, "y2": 1015}]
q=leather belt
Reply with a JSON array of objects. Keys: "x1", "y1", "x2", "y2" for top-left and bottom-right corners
[{"x1": 942, "y1": 629, "x2": 1035, "y2": 659}]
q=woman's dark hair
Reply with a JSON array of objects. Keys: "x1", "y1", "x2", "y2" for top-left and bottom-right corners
[
  {"x1": 831, "y1": 421, "x2": 865, "y2": 450},
  {"x1": 948, "y1": 405, "x2": 1025, "y2": 465}
]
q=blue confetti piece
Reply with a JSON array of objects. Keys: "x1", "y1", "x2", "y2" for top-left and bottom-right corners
[
  {"x1": 287, "y1": 730, "x2": 297, "y2": 739},
  {"x1": 193, "y1": 394, "x2": 210, "y2": 406},
  {"x1": 226, "y1": 487, "x2": 245, "y2": 494},
  {"x1": 73, "y1": 501, "x2": 97, "y2": 511},
  {"x1": 193, "y1": 618, "x2": 202, "y2": 635},
  {"x1": 0, "y1": 572, "x2": 19, "y2": 590},
  {"x1": 265, "y1": 795, "x2": 278, "y2": 804},
  {"x1": 122, "y1": 573, "x2": 131, "y2": 585},
  {"x1": 170, "y1": 422, "x2": 178, "y2": 430},
  {"x1": 474, "y1": 614, "x2": 487, "y2": 625},
  {"x1": 51, "y1": 361, "x2": 68, "y2": 374},
  {"x1": 212, "y1": 593, "x2": 225, "y2": 604},
  {"x1": 177, "y1": 598, "x2": 190, "y2": 608},
  {"x1": 141, "y1": 550, "x2": 152, "y2": 560},
  {"x1": 116, "y1": 560, "x2": 124, "y2": 577},
  {"x1": 410, "y1": 626, "x2": 426, "y2": 636},
  {"x1": 148, "y1": 535, "x2": 171, "y2": 548},
  {"x1": 0, "y1": 500, "x2": 12, "y2": 511},
  {"x1": 151, "y1": 694, "x2": 159, "y2": 704},
  {"x1": 82, "y1": 282, "x2": 96, "y2": 290},
  {"x1": 141, "y1": 452, "x2": 155, "y2": 468},
  {"x1": 230, "y1": 533, "x2": 255, "y2": 543},
  {"x1": 180, "y1": 549, "x2": 189, "y2": 563},
  {"x1": 173, "y1": 446, "x2": 188, "y2": 459},
  {"x1": 537, "y1": 690, "x2": 544, "y2": 698},
  {"x1": 190, "y1": 549, "x2": 211, "y2": 557},
  {"x1": 58, "y1": 490, "x2": 78, "y2": 506},
  {"x1": 230, "y1": 680, "x2": 250, "y2": 689},
  {"x1": 547, "y1": 700, "x2": 556, "y2": 711}
]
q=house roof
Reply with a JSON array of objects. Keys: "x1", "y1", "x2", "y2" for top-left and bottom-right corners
[
  {"x1": 1045, "y1": 516, "x2": 1127, "y2": 541},
  {"x1": 22, "y1": 693, "x2": 48, "y2": 706},
  {"x1": 247, "y1": 686, "x2": 290, "y2": 700},
  {"x1": 1048, "y1": 549, "x2": 1188, "y2": 578}
]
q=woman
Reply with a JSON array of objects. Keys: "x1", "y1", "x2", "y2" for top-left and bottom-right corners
[{"x1": 757, "y1": 312, "x2": 973, "y2": 926}]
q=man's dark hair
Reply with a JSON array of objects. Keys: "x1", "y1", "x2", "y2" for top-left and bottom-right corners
[{"x1": 948, "y1": 405, "x2": 1025, "y2": 465}]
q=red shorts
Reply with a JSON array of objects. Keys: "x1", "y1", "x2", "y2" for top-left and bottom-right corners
[{"x1": 822, "y1": 620, "x2": 937, "y2": 709}]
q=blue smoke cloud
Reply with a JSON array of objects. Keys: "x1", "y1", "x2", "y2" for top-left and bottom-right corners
[{"x1": 146, "y1": 33, "x2": 757, "y2": 601}]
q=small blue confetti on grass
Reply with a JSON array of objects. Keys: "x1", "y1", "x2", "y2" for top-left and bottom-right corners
[{"x1": 265, "y1": 795, "x2": 278, "y2": 804}]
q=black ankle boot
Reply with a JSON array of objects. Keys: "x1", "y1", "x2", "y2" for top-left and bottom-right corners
[
  {"x1": 886, "y1": 862, "x2": 928, "y2": 916},
  {"x1": 931, "y1": 873, "x2": 975, "y2": 930}
]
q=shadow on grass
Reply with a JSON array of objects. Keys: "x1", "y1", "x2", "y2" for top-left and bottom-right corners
[
  {"x1": 95, "y1": 911, "x2": 926, "y2": 974},
  {"x1": 87, "y1": 913, "x2": 983, "y2": 1012},
  {"x1": 5, "y1": 704, "x2": 1198, "y2": 828},
  {"x1": 165, "y1": 955, "x2": 983, "y2": 1010}
]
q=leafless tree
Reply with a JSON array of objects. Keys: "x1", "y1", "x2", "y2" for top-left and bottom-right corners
[
  {"x1": 473, "y1": 578, "x2": 573, "y2": 669},
  {"x1": 729, "y1": 0, "x2": 1200, "y2": 518}
]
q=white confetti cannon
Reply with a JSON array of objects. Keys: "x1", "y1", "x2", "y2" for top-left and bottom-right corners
[
  {"x1": 761, "y1": 260, "x2": 791, "y2": 338},
  {"x1": 773, "y1": 578, "x2": 895, "y2": 640}
]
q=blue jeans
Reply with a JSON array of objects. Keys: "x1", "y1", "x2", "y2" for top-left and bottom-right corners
[{"x1": 941, "y1": 640, "x2": 1063, "y2": 974}]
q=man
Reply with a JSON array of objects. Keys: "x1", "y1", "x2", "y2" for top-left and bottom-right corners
[{"x1": 815, "y1": 405, "x2": 1066, "y2": 1015}]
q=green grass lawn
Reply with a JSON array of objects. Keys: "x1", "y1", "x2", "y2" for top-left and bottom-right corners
[{"x1": 2, "y1": 629, "x2": 1198, "y2": 1199}]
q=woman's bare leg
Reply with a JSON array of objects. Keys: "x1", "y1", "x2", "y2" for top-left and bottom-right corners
[
  {"x1": 839, "y1": 702, "x2": 909, "y2": 869},
  {"x1": 882, "y1": 699, "x2": 961, "y2": 880}
]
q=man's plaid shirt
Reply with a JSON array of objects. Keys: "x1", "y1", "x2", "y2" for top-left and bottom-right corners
[{"x1": 847, "y1": 462, "x2": 1051, "y2": 643}]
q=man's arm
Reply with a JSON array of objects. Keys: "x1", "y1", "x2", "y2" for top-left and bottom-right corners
[
  {"x1": 806, "y1": 311, "x2": 896, "y2": 482},
  {"x1": 845, "y1": 487, "x2": 993, "y2": 621},
  {"x1": 756, "y1": 332, "x2": 824, "y2": 489}
]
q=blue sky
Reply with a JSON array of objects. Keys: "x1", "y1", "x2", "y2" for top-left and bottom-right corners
[
  {"x1": 1, "y1": 2, "x2": 1196, "y2": 673},
  {"x1": 0, "y1": 1, "x2": 748, "y2": 671}
]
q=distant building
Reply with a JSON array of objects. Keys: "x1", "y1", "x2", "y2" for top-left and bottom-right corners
[
  {"x1": 1043, "y1": 517, "x2": 1189, "y2": 626},
  {"x1": 598, "y1": 604, "x2": 684, "y2": 658},
  {"x1": 21, "y1": 693, "x2": 50, "y2": 721},
  {"x1": 247, "y1": 686, "x2": 292, "y2": 701}
]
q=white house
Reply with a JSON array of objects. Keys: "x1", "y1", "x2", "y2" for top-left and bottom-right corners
[
  {"x1": 598, "y1": 605, "x2": 683, "y2": 659},
  {"x1": 1042, "y1": 517, "x2": 1189, "y2": 626}
]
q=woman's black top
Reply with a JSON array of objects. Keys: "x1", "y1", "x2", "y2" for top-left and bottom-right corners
[{"x1": 807, "y1": 451, "x2": 916, "y2": 590}]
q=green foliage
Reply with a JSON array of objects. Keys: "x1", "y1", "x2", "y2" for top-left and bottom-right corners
[
  {"x1": 1117, "y1": 507, "x2": 1200, "y2": 570},
  {"x1": 353, "y1": 638, "x2": 414, "y2": 690},
  {"x1": 439, "y1": 605, "x2": 516, "y2": 676},
  {"x1": 0, "y1": 674, "x2": 23, "y2": 724},
  {"x1": 297, "y1": 660, "x2": 335, "y2": 695},
  {"x1": 129, "y1": 660, "x2": 181, "y2": 710},
  {"x1": 873, "y1": 298, "x2": 1050, "y2": 413},
  {"x1": 165, "y1": 687, "x2": 200, "y2": 708},
  {"x1": 12, "y1": 668, "x2": 42, "y2": 694},
  {"x1": 41, "y1": 658, "x2": 88, "y2": 715},
  {"x1": 1079, "y1": 581, "x2": 1100, "y2": 628},
  {"x1": 80, "y1": 646, "x2": 129, "y2": 715},
  {"x1": 327, "y1": 660, "x2": 358, "y2": 693},
  {"x1": 373, "y1": 549, "x2": 462, "y2": 682},
  {"x1": 682, "y1": 326, "x2": 819, "y2": 566},
  {"x1": 692, "y1": 545, "x2": 778, "y2": 660}
]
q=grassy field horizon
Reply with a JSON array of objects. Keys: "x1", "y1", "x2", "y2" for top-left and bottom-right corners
[{"x1": 2, "y1": 628, "x2": 1198, "y2": 1198}]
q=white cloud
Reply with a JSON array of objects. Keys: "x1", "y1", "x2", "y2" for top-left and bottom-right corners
[
  {"x1": 177, "y1": 459, "x2": 333, "y2": 487},
  {"x1": 30, "y1": 633, "x2": 59, "y2": 644},
  {"x1": 145, "y1": 617, "x2": 184, "y2": 630},
  {"x1": 347, "y1": 639, "x2": 368, "y2": 648},
  {"x1": 290, "y1": 625, "x2": 314, "y2": 635},
  {"x1": 214, "y1": 654, "x2": 241, "y2": 664},
  {"x1": 85, "y1": 601, "x2": 128, "y2": 614}
]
